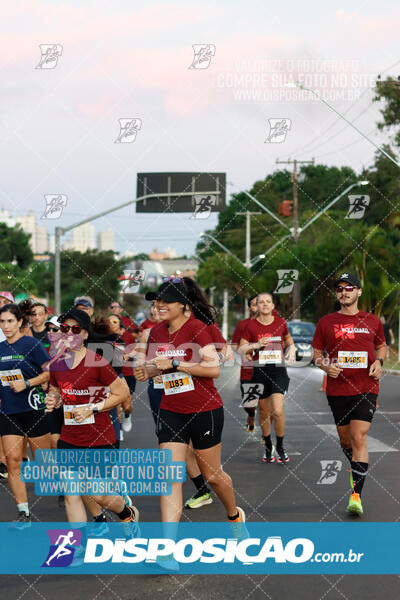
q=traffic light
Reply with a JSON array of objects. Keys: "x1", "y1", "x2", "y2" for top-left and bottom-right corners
[{"x1": 278, "y1": 200, "x2": 293, "y2": 217}]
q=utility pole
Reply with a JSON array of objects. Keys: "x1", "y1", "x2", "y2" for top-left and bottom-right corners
[
  {"x1": 236, "y1": 210, "x2": 261, "y2": 315},
  {"x1": 275, "y1": 158, "x2": 314, "y2": 319}
]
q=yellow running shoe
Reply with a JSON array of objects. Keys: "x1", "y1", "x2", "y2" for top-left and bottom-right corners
[{"x1": 347, "y1": 492, "x2": 363, "y2": 516}]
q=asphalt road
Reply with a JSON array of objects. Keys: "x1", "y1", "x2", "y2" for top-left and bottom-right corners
[{"x1": 1, "y1": 364, "x2": 399, "y2": 599}]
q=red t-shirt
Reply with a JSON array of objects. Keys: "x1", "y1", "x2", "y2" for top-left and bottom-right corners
[
  {"x1": 312, "y1": 311, "x2": 385, "y2": 396},
  {"x1": 140, "y1": 318, "x2": 156, "y2": 332},
  {"x1": 113, "y1": 330, "x2": 137, "y2": 377},
  {"x1": 208, "y1": 322, "x2": 226, "y2": 350},
  {"x1": 232, "y1": 318, "x2": 253, "y2": 381},
  {"x1": 120, "y1": 315, "x2": 136, "y2": 331},
  {"x1": 242, "y1": 316, "x2": 290, "y2": 367},
  {"x1": 49, "y1": 349, "x2": 118, "y2": 447},
  {"x1": 147, "y1": 318, "x2": 223, "y2": 413}
]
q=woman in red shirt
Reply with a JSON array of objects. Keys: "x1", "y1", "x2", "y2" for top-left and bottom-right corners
[
  {"x1": 240, "y1": 293, "x2": 296, "y2": 464},
  {"x1": 134, "y1": 278, "x2": 247, "y2": 532}
]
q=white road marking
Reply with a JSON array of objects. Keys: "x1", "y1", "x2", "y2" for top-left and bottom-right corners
[{"x1": 317, "y1": 424, "x2": 398, "y2": 453}]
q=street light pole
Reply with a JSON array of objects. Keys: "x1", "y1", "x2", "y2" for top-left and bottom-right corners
[{"x1": 54, "y1": 189, "x2": 221, "y2": 314}]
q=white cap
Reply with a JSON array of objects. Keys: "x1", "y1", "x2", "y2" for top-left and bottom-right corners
[{"x1": 46, "y1": 315, "x2": 62, "y2": 328}]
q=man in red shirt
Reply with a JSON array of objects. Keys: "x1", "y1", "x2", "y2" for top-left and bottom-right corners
[
  {"x1": 312, "y1": 273, "x2": 386, "y2": 516},
  {"x1": 231, "y1": 295, "x2": 258, "y2": 432},
  {"x1": 240, "y1": 293, "x2": 296, "y2": 463}
]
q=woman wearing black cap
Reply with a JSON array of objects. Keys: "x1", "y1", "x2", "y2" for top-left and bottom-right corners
[
  {"x1": 45, "y1": 308, "x2": 139, "y2": 528},
  {"x1": 134, "y1": 277, "x2": 247, "y2": 536}
]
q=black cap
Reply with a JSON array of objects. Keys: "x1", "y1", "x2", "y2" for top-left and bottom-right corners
[
  {"x1": 334, "y1": 273, "x2": 361, "y2": 288},
  {"x1": 59, "y1": 308, "x2": 92, "y2": 331},
  {"x1": 145, "y1": 281, "x2": 188, "y2": 304}
]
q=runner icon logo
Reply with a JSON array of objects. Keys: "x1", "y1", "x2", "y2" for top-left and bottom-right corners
[
  {"x1": 190, "y1": 195, "x2": 216, "y2": 219},
  {"x1": 28, "y1": 387, "x2": 46, "y2": 411},
  {"x1": 188, "y1": 44, "x2": 216, "y2": 69},
  {"x1": 42, "y1": 195, "x2": 68, "y2": 219},
  {"x1": 114, "y1": 119, "x2": 142, "y2": 143},
  {"x1": 345, "y1": 195, "x2": 370, "y2": 220},
  {"x1": 35, "y1": 44, "x2": 63, "y2": 69},
  {"x1": 317, "y1": 460, "x2": 342, "y2": 485},
  {"x1": 274, "y1": 269, "x2": 298, "y2": 294},
  {"x1": 333, "y1": 324, "x2": 355, "y2": 340},
  {"x1": 265, "y1": 119, "x2": 291, "y2": 143},
  {"x1": 241, "y1": 383, "x2": 264, "y2": 408},
  {"x1": 42, "y1": 529, "x2": 82, "y2": 567}
]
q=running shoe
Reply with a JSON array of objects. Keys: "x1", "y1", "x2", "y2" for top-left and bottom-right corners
[
  {"x1": 156, "y1": 553, "x2": 180, "y2": 572},
  {"x1": 347, "y1": 492, "x2": 363, "y2": 516},
  {"x1": 122, "y1": 413, "x2": 132, "y2": 433},
  {"x1": 0, "y1": 463, "x2": 8, "y2": 479},
  {"x1": 229, "y1": 506, "x2": 249, "y2": 541},
  {"x1": 276, "y1": 447, "x2": 290, "y2": 463},
  {"x1": 246, "y1": 416, "x2": 255, "y2": 433},
  {"x1": 120, "y1": 429, "x2": 124, "y2": 442},
  {"x1": 121, "y1": 505, "x2": 141, "y2": 538},
  {"x1": 349, "y1": 470, "x2": 354, "y2": 490},
  {"x1": 88, "y1": 516, "x2": 109, "y2": 537},
  {"x1": 262, "y1": 444, "x2": 275, "y2": 463},
  {"x1": 12, "y1": 511, "x2": 31, "y2": 530},
  {"x1": 123, "y1": 494, "x2": 133, "y2": 509},
  {"x1": 184, "y1": 491, "x2": 213, "y2": 509}
]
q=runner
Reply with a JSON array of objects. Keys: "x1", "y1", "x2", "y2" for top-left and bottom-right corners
[
  {"x1": 74, "y1": 296, "x2": 95, "y2": 318},
  {"x1": 109, "y1": 300, "x2": 136, "y2": 331},
  {"x1": 139, "y1": 303, "x2": 159, "y2": 332},
  {"x1": 0, "y1": 303, "x2": 51, "y2": 525},
  {"x1": 45, "y1": 308, "x2": 140, "y2": 528},
  {"x1": 107, "y1": 314, "x2": 136, "y2": 433},
  {"x1": 312, "y1": 273, "x2": 386, "y2": 516},
  {"x1": 231, "y1": 294, "x2": 259, "y2": 432},
  {"x1": 134, "y1": 277, "x2": 247, "y2": 541},
  {"x1": 30, "y1": 302, "x2": 50, "y2": 351},
  {"x1": 0, "y1": 292, "x2": 15, "y2": 480},
  {"x1": 239, "y1": 293, "x2": 296, "y2": 464}
]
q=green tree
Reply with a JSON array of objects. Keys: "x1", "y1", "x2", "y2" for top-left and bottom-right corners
[{"x1": 0, "y1": 223, "x2": 33, "y2": 268}]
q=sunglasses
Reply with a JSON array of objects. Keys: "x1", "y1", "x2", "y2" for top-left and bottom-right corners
[
  {"x1": 60, "y1": 324, "x2": 82, "y2": 334},
  {"x1": 336, "y1": 285, "x2": 356, "y2": 293},
  {"x1": 109, "y1": 319, "x2": 120, "y2": 324},
  {"x1": 110, "y1": 304, "x2": 119, "y2": 309},
  {"x1": 162, "y1": 276, "x2": 183, "y2": 283},
  {"x1": 47, "y1": 327, "x2": 60, "y2": 333}
]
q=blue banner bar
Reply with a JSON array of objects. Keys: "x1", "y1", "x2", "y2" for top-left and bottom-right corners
[{"x1": 0, "y1": 522, "x2": 398, "y2": 574}]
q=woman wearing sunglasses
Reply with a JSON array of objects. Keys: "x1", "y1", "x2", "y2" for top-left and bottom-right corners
[
  {"x1": 45, "y1": 308, "x2": 139, "y2": 528},
  {"x1": 0, "y1": 303, "x2": 51, "y2": 526},
  {"x1": 134, "y1": 277, "x2": 247, "y2": 538},
  {"x1": 312, "y1": 273, "x2": 386, "y2": 517}
]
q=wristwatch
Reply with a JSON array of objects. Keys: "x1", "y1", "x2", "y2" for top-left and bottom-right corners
[
  {"x1": 24, "y1": 380, "x2": 30, "y2": 389},
  {"x1": 171, "y1": 358, "x2": 181, "y2": 369},
  {"x1": 92, "y1": 405, "x2": 99, "y2": 414},
  {"x1": 378, "y1": 358, "x2": 384, "y2": 367}
]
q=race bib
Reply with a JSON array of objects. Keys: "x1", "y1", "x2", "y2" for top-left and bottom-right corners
[
  {"x1": 259, "y1": 349, "x2": 282, "y2": 365},
  {"x1": 0, "y1": 369, "x2": 24, "y2": 386},
  {"x1": 337, "y1": 351, "x2": 368, "y2": 369},
  {"x1": 63, "y1": 404, "x2": 95, "y2": 425},
  {"x1": 162, "y1": 372, "x2": 195, "y2": 395}
]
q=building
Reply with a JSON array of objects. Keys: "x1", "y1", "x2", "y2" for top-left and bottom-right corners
[
  {"x1": 149, "y1": 247, "x2": 177, "y2": 260},
  {"x1": 97, "y1": 229, "x2": 115, "y2": 252},
  {"x1": 134, "y1": 258, "x2": 198, "y2": 287},
  {"x1": 0, "y1": 209, "x2": 49, "y2": 254},
  {"x1": 66, "y1": 223, "x2": 96, "y2": 253}
]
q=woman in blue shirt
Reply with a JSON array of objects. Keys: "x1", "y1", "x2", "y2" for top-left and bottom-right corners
[{"x1": 0, "y1": 304, "x2": 50, "y2": 526}]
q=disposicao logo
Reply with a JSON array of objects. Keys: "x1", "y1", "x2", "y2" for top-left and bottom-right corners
[{"x1": 42, "y1": 529, "x2": 82, "y2": 567}]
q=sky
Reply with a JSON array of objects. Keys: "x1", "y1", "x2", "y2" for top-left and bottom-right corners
[{"x1": 1, "y1": 0, "x2": 399, "y2": 256}]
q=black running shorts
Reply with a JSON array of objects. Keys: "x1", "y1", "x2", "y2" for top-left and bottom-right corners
[
  {"x1": 157, "y1": 407, "x2": 224, "y2": 450},
  {"x1": 327, "y1": 393, "x2": 378, "y2": 426},
  {"x1": 46, "y1": 406, "x2": 64, "y2": 435},
  {"x1": 57, "y1": 439, "x2": 118, "y2": 450},
  {"x1": 0, "y1": 410, "x2": 50, "y2": 438},
  {"x1": 251, "y1": 366, "x2": 290, "y2": 398}
]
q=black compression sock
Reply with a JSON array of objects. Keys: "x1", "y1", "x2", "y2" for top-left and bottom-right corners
[
  {"x1": 117, "y1": 505, "x2": 132, "y2": 521},
  {"x1": 342, "y1": 447, "x2": 353, "y2": 465},
  {"x1": 263, "y1": 435, "x2": 272, "y2": 451},
  {"x1": 191, "y1": 474, "x2": 210, "y2": 496},
  {"x1": 351, "y1": 461, "x2": 368, "y2": 495},
  {"x1": 276, "y1": 436, "x2": 284, "y2": 451},
  {"x1": 244, "y1": 407, "x2": 256, "y2": 418}
]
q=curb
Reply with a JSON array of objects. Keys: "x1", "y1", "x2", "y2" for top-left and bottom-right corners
[{"x1": 383, "y1": 368, "x2": 400, "y2": 377}]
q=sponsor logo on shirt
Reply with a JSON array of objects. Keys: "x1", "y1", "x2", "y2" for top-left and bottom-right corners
[
  {"x1": 156, "y1": 344, "x2": 186, "y2": 357},
  {"x1": 333, "y1": 324, "x2": 370, "y2": 339},
  {"x1": 256, "y1": 334, "x2": 282, "y2": 342},
  {"x1": 0, "y1": 355, "x2": 24, "y2": 361}
]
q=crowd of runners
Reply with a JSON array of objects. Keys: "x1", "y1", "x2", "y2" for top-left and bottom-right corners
[{"x1": 0, "y1": 272, "x2": 387, "y2": 548}]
